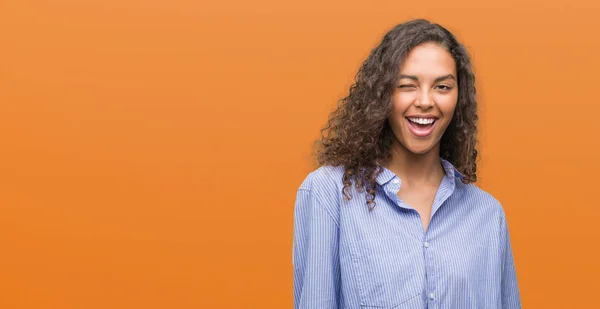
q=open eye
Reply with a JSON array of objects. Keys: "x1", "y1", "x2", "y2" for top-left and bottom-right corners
[{"x1": 437, "y1": 85, "x2": 453, "y2": 91}]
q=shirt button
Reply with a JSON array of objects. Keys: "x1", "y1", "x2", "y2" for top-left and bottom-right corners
[
  {"x1": 424, "y1": 242, "x2": 430, "y2": 248},
  {"x1": 392, "y1": 179, "x2": 400, "y2": 184},
  {"x1": 429, "y1": 292, "x2": 435, "y2": 300}
]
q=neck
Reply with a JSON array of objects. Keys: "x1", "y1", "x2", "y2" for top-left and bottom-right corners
[{"x1": 384, "y1": 140, "x2": 445, "y2": 185}]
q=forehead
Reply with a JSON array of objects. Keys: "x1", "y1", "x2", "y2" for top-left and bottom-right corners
[{"x1": 399, "y1": 43, "x2": 456, "y2": 76}]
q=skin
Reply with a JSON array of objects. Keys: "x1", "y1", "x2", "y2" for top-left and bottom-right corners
[{"x1": 384, "y1": 42, "x2": 459, "y2": 232}]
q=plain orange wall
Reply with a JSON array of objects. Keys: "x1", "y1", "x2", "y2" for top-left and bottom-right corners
[{"x1": 1, "y1": 0, "x2": 599, "y2": 308}]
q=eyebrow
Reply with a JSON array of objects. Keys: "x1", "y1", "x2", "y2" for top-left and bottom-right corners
[{"x1": 399, "y1": 74, "x2": 456, "y2": 83}]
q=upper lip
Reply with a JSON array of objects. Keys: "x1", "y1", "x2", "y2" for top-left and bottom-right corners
[{"x1": 406, "y1": 115, "x2": 439, "y2": 119}]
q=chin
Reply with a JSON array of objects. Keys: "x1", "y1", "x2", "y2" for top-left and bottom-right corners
[
  {"x1": 408, "y1": 147, "x2": 433, "y2": 155},
  {"x1": 404, "y1": 141, "x2": 436, "y2": 155}
]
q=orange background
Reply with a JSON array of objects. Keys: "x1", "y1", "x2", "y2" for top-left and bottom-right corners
[{"x1": 1, "y1": 0, "x2": 599, "y2": 308}]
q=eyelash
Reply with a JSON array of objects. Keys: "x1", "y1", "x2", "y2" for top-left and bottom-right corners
[{"x1": 398, "y1": 85, "x2": 453, "y2": 90}]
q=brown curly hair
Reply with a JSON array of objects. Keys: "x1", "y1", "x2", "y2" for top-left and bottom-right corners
[{"x1": 314, "y1": 19, "x2": 478, "y2": 210}]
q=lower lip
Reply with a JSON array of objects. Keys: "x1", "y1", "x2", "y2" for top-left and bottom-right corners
[{"x1": 406, "y1": 118, "x2": 438, "y2": 137}]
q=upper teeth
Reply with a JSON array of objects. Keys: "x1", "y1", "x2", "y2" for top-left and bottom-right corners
[{"x1": 409, "y1": 118, "x2": 435, "y2": 125}]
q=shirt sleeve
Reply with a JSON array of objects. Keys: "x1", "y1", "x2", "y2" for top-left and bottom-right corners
[
  {"x1": 500, "y1": 213, "x2": 522, "y2": 309},
  {"x1": 292, "y1": 187, "x2": 340, "y2": 309}
]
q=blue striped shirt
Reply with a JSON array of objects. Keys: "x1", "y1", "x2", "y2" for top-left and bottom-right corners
[{"x1": 292, "y1": 158, "x2": 521, "y2": 309}]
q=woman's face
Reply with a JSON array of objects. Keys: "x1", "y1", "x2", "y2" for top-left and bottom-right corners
[{"x1": 388, "y1": 42, "x2": 459, "y2": 155}]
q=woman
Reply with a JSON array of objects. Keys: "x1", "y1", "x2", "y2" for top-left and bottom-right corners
[{"x1": 292, "y1": 19, "x2": 521, "y2": 309}]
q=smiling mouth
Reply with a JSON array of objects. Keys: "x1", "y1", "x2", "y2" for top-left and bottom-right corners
[{"x1": 406, "y1": 117, "x2": 438, "y2": 137}]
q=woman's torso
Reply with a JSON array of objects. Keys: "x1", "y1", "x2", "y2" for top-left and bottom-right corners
[{"x1": 297, "y1": 160, "x2": 517, "y2": 308}]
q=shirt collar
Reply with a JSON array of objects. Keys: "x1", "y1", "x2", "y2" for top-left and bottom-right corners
[
  {"x1": 375, "y1": 166, "x2": 396, "y2": 186},
  {"x1": 376, "y1": 157, "x2": 463, "y2": 186},
  {"x1": 441, "y1": 158, "x2": 464, "y2": 180}
]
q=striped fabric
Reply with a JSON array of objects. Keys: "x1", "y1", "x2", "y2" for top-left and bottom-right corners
[{"x1": 292, "y1": 158, "x2": 521, "y2": 309}]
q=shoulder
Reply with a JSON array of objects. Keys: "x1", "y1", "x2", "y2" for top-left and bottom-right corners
[
  {"x1": 296, "y1": 165, "x2": 345, "y2": 214},
  {"x1": 456, "y1": 180, "x2": 507, "y2": 219},
  {"x1": 298, "y1": 165, "x2": 345, "y2": 193}
]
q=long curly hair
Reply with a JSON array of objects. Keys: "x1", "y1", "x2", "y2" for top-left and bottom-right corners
[{"x1": 314, "y1": 19, "x2": 478, "y2": 210}]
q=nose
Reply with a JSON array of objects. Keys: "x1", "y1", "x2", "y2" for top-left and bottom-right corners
[{"x1": 415, "y1": 89, "x2": 434, "y2": 109}]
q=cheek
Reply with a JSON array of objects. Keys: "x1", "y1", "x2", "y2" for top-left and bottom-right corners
[
  {"x1": 434, "y1": 93, "x2": 458, "y2": 116},
  {"x1": 392, "y1": 93, "x2": 414, "y2": 114}
]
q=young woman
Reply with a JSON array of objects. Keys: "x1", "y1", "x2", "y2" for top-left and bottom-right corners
[{"x1": 292, "y1": 19, "x2": 521, "y2": 309}]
